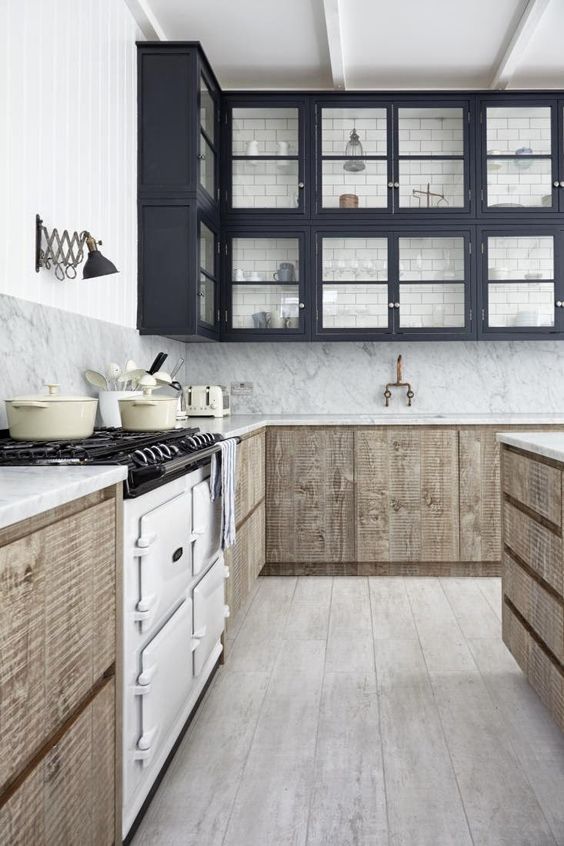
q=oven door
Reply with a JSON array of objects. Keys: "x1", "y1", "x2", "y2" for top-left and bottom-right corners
[
  {"x1": 135, "y1": 598, "x2": 196, "y2": 768},
  {"x1": 136, "y1": 491, "x2": 192, "y2": 635},
  {"x1": 193, "y1": 555, "x2": 226, "y2": 677},
  {"x1": 192, "y1": 478, "x2": 222, "y2": 576}
]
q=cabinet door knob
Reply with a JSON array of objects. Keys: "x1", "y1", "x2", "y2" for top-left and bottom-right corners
[
  {"x1": 387, "y1": 181, "x2": 394, "y2": 188},
  {"x1": 560, "y1": 181, "x2": 564, "y2": 188},
  {"x1": 556, "y1": 301, "x2": 562, "y2": 308},
  {"x1": 394, "y1": 302, "x2": 400, "y2": 308},
  {"x1": 298, "y1": 182, "x2": 305, "y2": 189},
  {"x1": 298, "y1": 302, "x2": 305, "y2": 309},
  {"x1": 388, "y1": 302, "x2": 395, "y2": 309},
  {"x1": 198, "y1": 153, "x2": 206, "y2": 160},
  {"x1": 393, "y1": 182, "x2": 400, "y2": 189}
]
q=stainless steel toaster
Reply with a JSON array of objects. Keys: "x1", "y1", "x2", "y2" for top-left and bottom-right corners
[{"x1": 183, "y1": 385, "x2": 230, "y2": 417}]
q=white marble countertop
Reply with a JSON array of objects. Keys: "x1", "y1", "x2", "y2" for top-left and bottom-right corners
[
  {"x1": 0, "y1": 465, "x2": 127, "y2": 531},
  {"x1": 195, "y1": 413, "x2": 564, "y2": 440},
  {"x1": 497, "y1": 432, "x2": 564, "y2": 464}
]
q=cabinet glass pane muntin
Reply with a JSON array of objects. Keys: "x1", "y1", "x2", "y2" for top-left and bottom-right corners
[
  {"x1": 232, "y1": 159, "x2": 299, "y2": 209},
  {"x1": 486, "y1": 158, "x2": 553, "y2": 209},
  {"x1": 399, "y1": 236, "x2": 465, "y2": 280},
  {"x1": 323, "y1": 284, "x2": 389, "y2": 328},
  {"x1": 232, "y1": 107, "x2": 299, "y2": 156},
  {"x1": 322, "y1": 237, "x2": 388, "y2": 281},
  {"x1": 232, "y1": 285, "x2": 300, "y2": 330},
  {"x1": 486, "y1": 106, "x2": 552, "y2": 156},
  {"x1": 321, "y1": 107, "x2": 387, "y2": 156},
  {"x1": 321, "y1": 160, "x2": 388, "y2": 209},
  {"x1": 487, "y1": 235, "x2": 554, "y2": 280},
  {"x1": 399, "y1": 284, "x2": 465, "y2": 328},
  {"x1": 232, "y1": 237, "x2": 300, "y2": 282},
  {"x1": 199, "y1": 135, "x2": 215, "y2": 196},
  {"x1": 486, "y1": 235, "x2": 555, "y2": 330},
  {"x1": 398, "y1": 107, "x2": 464, "y2": 156},
  {"x1": 398, "y1": 159, "x2": 465, "y2": 208},
  {"x1": 200, "y1": 76, "x2": 215, "y2": 145}
]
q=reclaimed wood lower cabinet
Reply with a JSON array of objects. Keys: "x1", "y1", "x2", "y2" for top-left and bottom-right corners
[
  {"x1": 0, "y1": 486, "x2": 121, "y2": 844},
  {"x1": 264, "y1": 424, "x2": 563, "y2": 576},
  {"x1": 501, "y1": 445, "x2": 564, "y2": 732},
  {"x1": 225, "y1": 429, "x2": 266, "y2": 634}
]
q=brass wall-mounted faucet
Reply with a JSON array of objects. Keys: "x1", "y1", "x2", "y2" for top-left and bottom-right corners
[{"x1": 384, "y1": 355, "x2": 414, "y2": 407}]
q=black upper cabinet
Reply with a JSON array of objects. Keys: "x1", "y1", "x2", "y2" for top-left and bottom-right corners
[
  {"x1": 138, "y1": 43, "x2": 220, "y2": 208},
  {"x1": 223, "y1": 95, "x2": 309, "y2": 218},
  {"x1": 314, "y1": 97, "x2": 472, "y2": 218}
]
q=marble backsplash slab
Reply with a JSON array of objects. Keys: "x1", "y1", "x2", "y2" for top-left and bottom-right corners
[
  {"x1": 1, "y1": 292, "x2": 562, "y2": 426},
  {"x1": 0, "y1": 294, "x2": 185, "y2": 429}
]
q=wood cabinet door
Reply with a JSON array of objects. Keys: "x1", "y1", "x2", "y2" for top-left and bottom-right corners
[
  {"x1": 0, "y1": 500, "x2": 116, "y2": 788},
  {"x1": 0, "y1": 679, "x2": 115, "y2": 846},
  {"x1": 459, "y1": 428, "x2": 501, "y2": 562},
  {"x1": 225, "y1": 503, "x2": 265, "y2": 634},
  {"x1": 355, "y1": 428, "x2": 460, "y2": 563},
  {"x1": 266, "y1": 428, "x2": 355, "y2": 563},
  {"x1": 235, "y1": 431, "x2": 266, "y2": 526}
]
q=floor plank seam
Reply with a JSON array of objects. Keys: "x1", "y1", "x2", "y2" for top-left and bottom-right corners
[
  {"x1": 406, "y1": 579, "x2": 477, "y2": 846},
  {"x1": 368, "y1": 577, "x2": 392, "y2": 846}
]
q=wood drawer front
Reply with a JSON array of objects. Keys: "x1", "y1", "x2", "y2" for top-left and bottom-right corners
[
  {"x1": 502, "y1": 603, "x2": 564, "y2": 733},
  {"x1": 503, "y1": 501, "x2": 563, "y2": 596},
  {"x1": 225, "y1": 502, "x2": 265, "y2": 635},
  {"x1": 235, "y1": 431, "x2": 265, "y2": 526},
  {"x1": 0, "y1": 678, "x2": 115, "y2": 845},
  {"x1": 503, "y1": 450, "x2": 562, "y2": 526},
  {"x1": 0, "y1": 500, "x2": 116, "y2": 788},
  {"x1": 503, "y1": 553, "x2": 564, "y2": 663}
]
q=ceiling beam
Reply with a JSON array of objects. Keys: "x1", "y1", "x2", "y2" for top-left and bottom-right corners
[
  {"x1": 490, "y1": 0, "x2": 551, "y2": 89},
  {"x1": 322, "y1": 0, "x2": 346, "y2": 89},
  {"x1": 124, "y1": 0, "x2": 168, "y2": 40}
]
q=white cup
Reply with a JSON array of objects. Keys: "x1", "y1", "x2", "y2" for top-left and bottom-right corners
[
  {"x1": 246, "y1": 139, "x2": 259, "y2": 157},
  {"x1": 234, "y1": 267, "x2": 245, "y2": 281}
]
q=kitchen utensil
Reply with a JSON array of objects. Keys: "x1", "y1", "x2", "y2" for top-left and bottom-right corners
[
  {"x1": 107, "y1": 362, "x2": 122, "y2": 390},
  {"x1": 153, "y1": 371, "x2": 172, "y2": 385},
  {"x1": 273, "y1": 262, "x2": 295, "y2": 282},
  {"x1": 148, "y1": 352, "x2": 168, "y2": 374},
  {"x1": 170, "y1": 358, "x2": 184, "y2": 380},
  {"x1": 6, "y1": 384, "x2": 98, "y2": 441},
  {"x1": 84, "y1": 369, "x2": 109, "y2": 390},
  {"x1": 98, "y1": 390, "x2": 142, "y2": 428},
  {"x1": 118, "y1": 383, "x2": 177, "y2": 431}
]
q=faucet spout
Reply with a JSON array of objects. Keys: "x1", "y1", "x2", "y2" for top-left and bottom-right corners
[{"x1": 384, "y1": 354, "x2": 415, "y2": 408}]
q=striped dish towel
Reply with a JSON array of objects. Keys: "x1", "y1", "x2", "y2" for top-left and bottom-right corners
[{"x1": 210, "y1": 438, "x2": 237, "y2": 549}]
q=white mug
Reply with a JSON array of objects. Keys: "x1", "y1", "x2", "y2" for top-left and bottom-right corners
[
  {"x1": 234, "y1": 267, "x2": 245, "y2": 281},
  {"x1": 246, "y1": 139, "x2": 259, "y2": 157},
  {"x1": 249, "y1": 271, "x2": 261, "y2": 281}
]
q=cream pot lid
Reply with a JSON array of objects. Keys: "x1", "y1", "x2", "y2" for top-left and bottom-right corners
[{"x1": 8, "y1": 384, "x2": 97, "y2": 403}]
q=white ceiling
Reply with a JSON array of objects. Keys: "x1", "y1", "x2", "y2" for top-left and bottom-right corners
[{"x1": 133, "y1": 0, "x2": 564, "y2": 90}]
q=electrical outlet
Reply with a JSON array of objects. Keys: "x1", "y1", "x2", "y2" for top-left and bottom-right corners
[{"x1": 231, "y1": 381, "x2": 254, "y2": 396}]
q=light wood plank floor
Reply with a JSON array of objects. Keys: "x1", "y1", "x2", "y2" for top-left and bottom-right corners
[{"x1": 132, "y1": 577, "x2": 564, "y2": 846}]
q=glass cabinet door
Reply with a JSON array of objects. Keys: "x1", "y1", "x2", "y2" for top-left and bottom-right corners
[
  {"x1": 396, "y1": 235, "x2": 468, "y2": 331},
  {"x1": 230, "y1": 105, "x2": 302, "y2": 210},
  {"x1": 198, "y1": 219, "x2": 218, "y2": 328},
  {"x1": 228, "y1": 235, "x2": 305, "y2": 333},
  {"x1": 319, "y1": 106, "x2": 390, "y2": 211},
  {"x1": 199, "y1": 73, "x2": 218, "y2": 202},
  {"x1": 396, "y1": 106, "x2": 467, "y2": 211},
  {"x1": 319, "y1": 235, "x2": 390, "y2": 332},
  {"x1": 482, "y1": 232, "x2": 558, "y2": 334},
  {"x1": 483, "y1": 103, "x2": 556, "y2": 211}
]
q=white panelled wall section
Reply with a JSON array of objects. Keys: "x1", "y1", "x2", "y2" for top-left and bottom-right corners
[{"x1": 0, "y1": 0, "x2": 141, "y2": 328}]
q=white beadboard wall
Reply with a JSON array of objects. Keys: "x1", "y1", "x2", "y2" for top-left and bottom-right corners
[{"x1": 0, "y1": 0, "x2": 141, "y2": 328}]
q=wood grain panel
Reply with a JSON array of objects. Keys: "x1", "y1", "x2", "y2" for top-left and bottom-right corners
[
  {"x1": 355, "y1": 429, "x2": 389, "y2": 562},
  {"x1": 235, "y1": 431, "x2": 265, "y2": 527},
  {"x1": 503, "y1": 552, "x2": 564, "y2": 663},
  {"x1": 266, "y1": 428, "x2": 354, "y2": 564},
  {"x1": 0, "y1": 679, "x2": 115, "y2": 846},
  {"x1": 0, "y1": 500, "x2": 116, "y2": 788},
  {"x1": 503, "y1": 500, "x2": 563, "y2": 595},
  {"x1": 420, "y1": 429, "x2": 459, "y2": 561},
  {"x1": 389, "y1": 429, "x2": 422, "y2": 562},
  {"x1": 225, "y1": 504, "x2": 265, "y2": 636},
  {"x1": 503, "y1": 450, "x2": 562, "y2": 526},
  {"x1": 459, "y1": 429, "x2": 501, "y2": 561}
]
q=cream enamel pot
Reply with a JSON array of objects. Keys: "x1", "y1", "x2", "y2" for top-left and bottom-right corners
[
  {"x1": 118, "y1": 385, "x2": 177, "y2": 432},
  {"x1": 6, "y1": 384, "x2": 98, "y2": 441}
]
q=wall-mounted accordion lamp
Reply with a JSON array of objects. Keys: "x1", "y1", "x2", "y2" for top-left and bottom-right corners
[{"x1": 35, "y1": 213, "x2": 119, "y2": 281}]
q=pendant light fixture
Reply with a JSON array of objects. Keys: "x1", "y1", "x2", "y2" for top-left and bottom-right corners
[{"x1": 343, "y1": 126, "x2": 366, "y2": 173}]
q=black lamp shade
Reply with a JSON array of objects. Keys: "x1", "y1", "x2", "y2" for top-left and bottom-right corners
[{"x1": 82, "y1": 249, "x2": 118, "y2": 279}]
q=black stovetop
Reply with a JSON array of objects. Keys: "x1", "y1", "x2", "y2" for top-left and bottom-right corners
[{"x1": 0, "y1": 427, "x2": 224, "y2": 497}]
